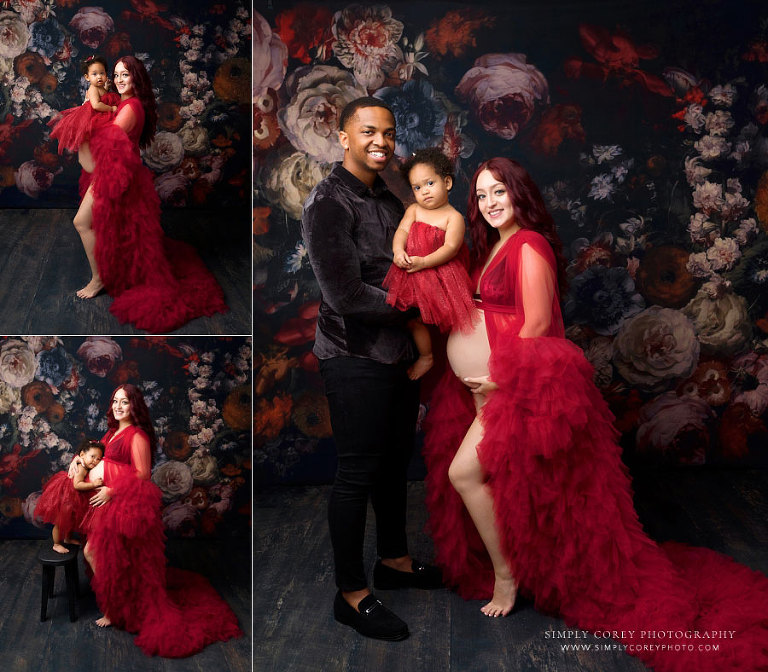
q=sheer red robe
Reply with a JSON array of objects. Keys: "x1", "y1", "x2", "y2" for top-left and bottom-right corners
[
  {"x1": 82, "y1": 425, "x2": 241, "y2": 657},
  {"x1": 423, "y1": 229, "x2": 768, "y2": 671},
  {"x1": 81, "y1": 97, "x2": 227, "y2": 332}
]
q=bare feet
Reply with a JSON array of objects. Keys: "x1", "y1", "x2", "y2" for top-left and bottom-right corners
[
  {"x1": 52, "y1": 543, "x2": 70, "y2": 554},
  {"x1": 76, "y1": 277, "x2": 104, "y2": 299},
  {"x1": 407, "y1": 353, "x2": 433, "y2": 380},
  {"x1": 480, "y1": 575, "x2": 518, "y2": 617},
  {"x1": 95, "y1": 615, "x2": 112, "y2": 627}
]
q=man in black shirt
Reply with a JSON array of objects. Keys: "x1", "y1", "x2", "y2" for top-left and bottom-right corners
[{"x1": 301, "y1": 97, "x2": 441, "y2": 641}]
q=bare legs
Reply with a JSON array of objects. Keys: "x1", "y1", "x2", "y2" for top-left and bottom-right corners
[
  {"x1": 51, "y1": 524, "x2": 69, "y2": 554},
  {"x1": 72, "y1": 142, "x2": 104, "y2": 299},
  {"x1": 407, "y1": 319, "x2": 433, "y2": 380},
  {"x1": 83, "y1": 541, "x2": 111, "y2": 627},
  {"x1": 448, "y1": 395, "x2": 518, "y2": 617}
]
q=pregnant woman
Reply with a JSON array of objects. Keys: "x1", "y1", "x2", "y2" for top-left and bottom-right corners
[
  {"x1": 49, "y1": 55, "x2": 227, "y2": 332},
  {"x1": 77, "y1": 384, "x2": 241, "y2": 657},
  {"x1": 423, "y1": 157, "x2": 768, "y2": 671}
]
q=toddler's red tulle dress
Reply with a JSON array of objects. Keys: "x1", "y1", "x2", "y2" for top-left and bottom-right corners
[
  {"x1": 81, "y1": 425, "x2": 241, "y2": 657},
  {"x1": 48, "y1": 92, "x2": 120, "y2": 153},
  {"x1": 383, "y1": 220, "x2": 476, "y2": 333},
  {"x1": 78, "y1": 96, "x2": 228, "y2": 332},
  {"x1": 35, "y1": 470, "x2": 90, "y2": 540},
  {"x1": 423, "y1": 229, "x2": 768, "y2": 671}
]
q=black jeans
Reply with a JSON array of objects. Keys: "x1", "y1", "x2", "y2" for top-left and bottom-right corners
[{"x1": 319, "y1": 356, "x2": 420, "y2": 592}]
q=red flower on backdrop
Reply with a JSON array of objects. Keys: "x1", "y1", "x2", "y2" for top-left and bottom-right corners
[
  {"x1": 424, "y1": 9, "x2": 495, "y2": 58},
  {"x1": 564, "y1": 24, "x2": 673, "y2": 97},
  {"x1": 274, "y1": 301, "x2": 321, "y2": 346},
  {"x1": 274, "y1": 3, "x2": 334, "y2": 64},
  {"x1": 0, "y1": 114, "x2": 33, "y2": 157},
  {"x1": 743, "y1": 40, "x2": 768, "y2": 63},
  {"x1": 528, "y1": 103, "x2": 585, "y2": 156},
  {"x1": 0, "y1": 444, "x2": 42, "y2": 491},
  {"x1": 120, "y1": 0, "x2": 175, "y2": 31},
  {"x1": 718, "y1": 402, "x2": 766, "y2": 458}
]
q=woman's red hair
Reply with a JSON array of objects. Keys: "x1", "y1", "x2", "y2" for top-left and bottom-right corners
[
  {"x1": 467, "y1": 157, "x2": 568, "y2": 297},
  {"x1": 107, "y1": 384, "x2": 157, "y2": 463},
  {"x1": 115, "y1": 55, "x2": 157, "y2": 148}
]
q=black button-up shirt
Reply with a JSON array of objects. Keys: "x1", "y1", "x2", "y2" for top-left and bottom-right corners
[{"x1": 301, "y1": 164, "x2": 415, "y2": 364}]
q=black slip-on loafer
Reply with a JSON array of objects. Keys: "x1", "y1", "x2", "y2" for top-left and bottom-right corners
[
  {"x1": 373, "y1": 559, "x2": 443, "y2": 590},
  {"x1": 333, "y1": 591, "x2": 409, "y2": 641}
]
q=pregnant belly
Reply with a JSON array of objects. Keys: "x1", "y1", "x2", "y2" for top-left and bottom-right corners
[
  {"x1": 446, "y1": 308, "x2": 490, "y2": 380},
  {"x1": 88, "y1": 460, "x2": 105, "y2": 483}
]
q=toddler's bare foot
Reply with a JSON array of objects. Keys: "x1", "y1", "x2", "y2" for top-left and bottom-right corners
[
  {"x1": 76, "y1": 277, "x2": 104, "y2": 299},
  {"x1": 407, "y1": 353, "x2": 433, "y2": 380},
  {"x1": 480, "y1": 575, "x2": 518, "y2": 618},
  {"x1": 52, "y1": 543, "x2": 70, "y2": 554},
  {"x1": 95, "y1": 615, "x2": 112, "y2": 627}
]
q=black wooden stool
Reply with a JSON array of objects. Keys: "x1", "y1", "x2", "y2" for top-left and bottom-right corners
[{"x1": 39, "y1": 544, "x2": 80, "y2": 622}]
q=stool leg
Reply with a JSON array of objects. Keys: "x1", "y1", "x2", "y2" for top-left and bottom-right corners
[
  {"x1": 41, "y1": 565, "x2": 53, "y2": 621},
  {"x1": 65, "y1": 561, "x2": 78, "y2": 622},
  {"x1": 73, "y1": 556, "x2": 81, "y2": 597}
]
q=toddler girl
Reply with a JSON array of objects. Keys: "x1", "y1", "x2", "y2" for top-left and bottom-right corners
[
  {"x1": 49, "y1": 55, "x2": 120, "y2": 158},
  {"x1": 36, "y1": 439, "x2": 104, "y2": 554},
  {"x1": 383, "y1": 147, "x2": 476, "y2": 379}
]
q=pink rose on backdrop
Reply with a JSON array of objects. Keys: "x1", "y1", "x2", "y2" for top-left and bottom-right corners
[
  {"x1": 162, "y1": 500, "x2": 198, "y2": 536},
  {"x1": 253, "y1": 10, "x2": 288, "y2": 98},
  {"x1": 278, "y1": 65, "x2": 367, "y2": 163},
  {"x1": 143, "y1": 131, "x2": 184, "y2": 173},
  {"x1": 332, "y1": 4, "x2": 403, "y2": 90},
  {"x1": 456, "y1": 53, "x2": 549, "y2": 139},
  {"x1": 69, "y1": 7, "x2": 115, "y2": 49},
  {"x1": 731, "y1": 353, "x2": 768, "y2": 416},
  {"x1": 152, "y1": 460, "x2": 194, "y2": 503},
  {"x1": 636, "y1": 391, "x2": 714, "y2": 464},
  {"x1": 612, "y1": 306, "x2": 700, "y2": 392},
  {"x1": 0, "y1": 11, "x2": 30, "y2": 59},
  {"x1": 15, "y1": 161, "x2": 56, "y2": 198},
  {"x1": 76, "y1": 336, "x2": 123, "y2": 378},
  {"x1": 155, "y1": 170, "x2": 190, "y2": 206},
  {"x1": 0, "y1": 340, "x2": 36, "y2": 388}
]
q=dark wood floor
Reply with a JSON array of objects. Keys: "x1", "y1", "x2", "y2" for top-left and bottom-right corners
[
  {"x1": 0, "y1": 537, "x2": 251, "y2": 672},
  {"x1": 0, "y1": 209, "x2": 251, "y2": 334},
  {"x1": 254, "y1": 469, "x2": 768, "y2": 672}
]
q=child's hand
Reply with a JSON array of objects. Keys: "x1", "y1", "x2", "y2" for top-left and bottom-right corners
[
  {"x1": 111, "y1": 106, "x2": 117, "y2": 113},
  {"x1": 393, "y1": 250, "x2": 411, "y2": 269},
  {"x1": 68, "y1": 455, "x2": 83, "y2": 479},
  {"x1": 406, "y1": 256, "x2": 427, "y2": 273},
  {"x1": 92, "y1": 477, "x2": 103, "y2": 487}
]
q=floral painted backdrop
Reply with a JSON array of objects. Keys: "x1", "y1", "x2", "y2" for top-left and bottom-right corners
[
  {"x1": 0, "y1": 336, "x2": 252, "y2": 539},
  {"x1": 0, "y1": 0, "x2": 250, "y2": 208},
  {"x1": 254, "y1": 0, "x2": 768, "y2": 483}
]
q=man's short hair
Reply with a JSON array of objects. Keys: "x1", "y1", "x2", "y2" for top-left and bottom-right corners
[{"x1": 339, "y1": 96, "x2": 395, "y2": 131}]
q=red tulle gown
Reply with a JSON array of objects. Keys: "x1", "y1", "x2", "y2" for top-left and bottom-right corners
[
  {"x1": 423, "y1": 229, "x2": 768, "y2": 672},
  {"x1": 383, "y1": 220, "x2": 476, "y2": 333},
  {"x1": 77, "y1": 96, "x2": 227, "y2": 332},
  {"x1": 81, "y1": 425, "x2": 241, "y2": 657},
  {"x1": 48, "y1": 92, "x2": 121, "y2": 153},
  {"x1": 35, "y1": 471, "x2": 90, "y2": 540}
]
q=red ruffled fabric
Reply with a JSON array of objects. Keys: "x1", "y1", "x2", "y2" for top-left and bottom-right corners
[
  {"x1": 48, "y1": 93, "x2": 121, "y2": 153},
  {"x1": 79, "y1": 99, "x2": 228, "y2": 332},
  {"x1": 82, "y1": 467, "x2": 242, "y2": 657},
  {"x1": 383, "y1": 221, "x2": 476, "y2": 333},
  {"x1": 424, "y1": 229, "x2": 768, "y2": 671},
  {"x1": 35, "y1": 471, "x2": 90, "y2": 540}
]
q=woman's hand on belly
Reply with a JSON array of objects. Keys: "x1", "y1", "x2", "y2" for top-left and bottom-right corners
[
  {"x1": 463, "y1": 375, "x2": 498, "y2": 396},
  {"x1": 89, "y1": 486, "x2": 112, "y2": 507}
]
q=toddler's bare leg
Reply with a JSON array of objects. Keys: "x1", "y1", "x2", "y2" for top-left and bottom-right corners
[{"x1": 407, "y1": 319, "x2": 433, "y2": 380}]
